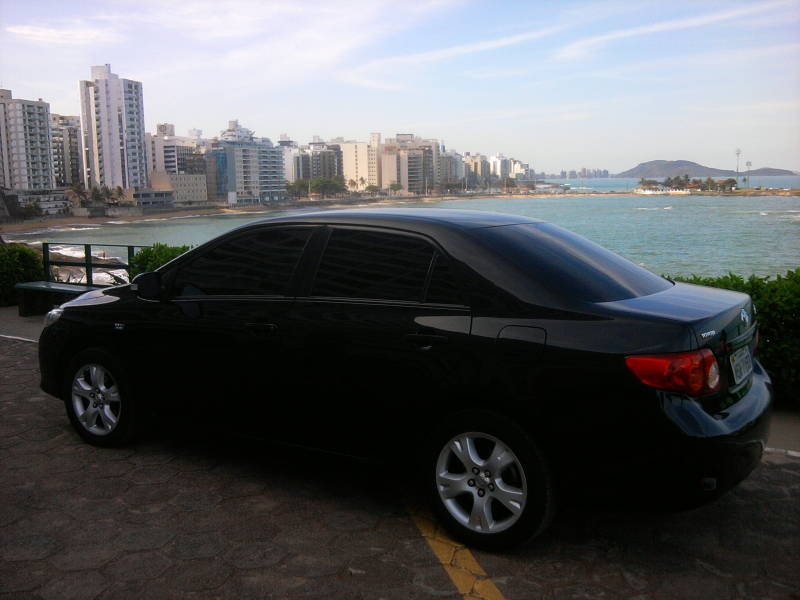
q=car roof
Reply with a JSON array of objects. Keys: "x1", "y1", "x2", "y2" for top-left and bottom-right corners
[{"x1": 250, "y1": 208, "x2": 543, "y2": 231}]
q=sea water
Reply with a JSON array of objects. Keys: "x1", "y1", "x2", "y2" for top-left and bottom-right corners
[{"x1": 5, "y1": 192, "x2": 798, "y2": 279}]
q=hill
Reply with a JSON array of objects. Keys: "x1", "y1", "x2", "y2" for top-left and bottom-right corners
[{"x1": 614, "y1": 160, "x2": 795, "y2": 178}]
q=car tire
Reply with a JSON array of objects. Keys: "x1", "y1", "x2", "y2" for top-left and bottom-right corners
[
  {"x1": 63, "y1": 348, "x2": 140, "y2": 447},
  {"x1": 423, "y1": 409, "x2": 557, "y2": 551}
]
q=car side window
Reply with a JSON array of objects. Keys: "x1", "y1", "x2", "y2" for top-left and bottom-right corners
[
  {"x1": 312, "y1": 229, "x2": 434, "y2": 302},
  {"x1": 424, "y1": 253, "x2": 467, "y2": 306},
  {"x1": 172, "y1": 228, "x2": 312, "y2": 297}
]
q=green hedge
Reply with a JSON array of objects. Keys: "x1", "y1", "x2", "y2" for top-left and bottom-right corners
[
  {"x1": 671, "y1": 270, "x2": 798, "y2": 409},
  {"x1": 0, "y1": 243, "x2": 45, "y2": 307},
  {"x1": 130, "y1": 243, "x2": 190, "y2": 277}
]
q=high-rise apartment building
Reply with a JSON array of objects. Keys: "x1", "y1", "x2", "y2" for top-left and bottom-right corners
[
  {"x1": 206, "y1": 121, "x2": 285, "y2": 204},
  {"x1": 146, "y1": 123, "x2": 198, "y2": 175},
  {"x1": 381, "y1": 148, "x2": 431, "y2": 195},
  {"x1": 79, "y1": 64, "x2": 147, "y2": 189},
  {"x1": 0, "y1": 89, "x2": 55, "y2": 190},
  {"x1": 383, "y1": 134, "x2": 441, "y2": 186},
  {"x1": 463, "y1": 153, "x2": 490, "y2": 185},
  {"x1": 367, "y1": 133, "x2": 382, "y2": 188},
  {"x1": 50, "y1": 114, "x2": 83, "y2": 187},
  {"x1": 340, "y1": 141, "x2": 368, "y2": 188},
  {"x1": 490, "y1": 154, "x2": 510, "y2": 179}
]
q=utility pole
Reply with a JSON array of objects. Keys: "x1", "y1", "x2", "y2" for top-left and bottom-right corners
[
  {"x1": 735, "y1": 148, "x2": 741, "y2": 187},
  {"x1": 746, "y1": 161, "x2": 752, "y2": 189}
]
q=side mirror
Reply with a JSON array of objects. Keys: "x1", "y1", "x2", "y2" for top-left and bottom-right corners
[{"x1": 131, "y1": 272, "x2": 162, "y2": 300}]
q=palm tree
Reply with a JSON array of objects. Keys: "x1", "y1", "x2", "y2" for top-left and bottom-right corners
[
  {"x1": 100, "y1": 185, "x2": 113, "y2": 205},
  {"x1": 89, "y1": 186, "x2": 105, "y2": 205},
  {"x1": 348, "y1": 179, "x2": 357, "y2": 192},
  {"x1": 69, "y1": 182, "x2": 89, "y2": 207},
  {"x1": 112, "y1": 186, "x2": 126, "y2": 204},
  {"x1": 358, "y1": 177, "x2": 366, "y2": 190}
]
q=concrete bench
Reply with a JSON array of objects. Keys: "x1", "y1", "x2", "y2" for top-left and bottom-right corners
[{"x1": 14, "y1": 282, "x2": 106, "y2": 317}]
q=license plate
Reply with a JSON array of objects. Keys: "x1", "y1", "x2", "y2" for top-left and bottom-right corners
[{"x1": 730, "y1": 346, "x2": 753, "y2": 385}]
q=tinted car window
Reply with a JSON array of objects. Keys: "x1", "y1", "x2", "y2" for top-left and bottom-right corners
[
  {"x1": 172, "y1": 228, "x2": 311, "y2": 297},
  {"x1": 312, "y1": 229, "x2": 434, "y2": 302},
  {"x1": 473, "y1": 223, "x2": 672, "y2": 303},
  {"x1": 425, "y1": 253, "x2": 467, "y2": 306}
]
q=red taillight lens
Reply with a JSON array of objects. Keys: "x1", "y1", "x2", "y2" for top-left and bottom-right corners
[{"x1": 625, "y1": 349, "x2": 721, "y2": 396}]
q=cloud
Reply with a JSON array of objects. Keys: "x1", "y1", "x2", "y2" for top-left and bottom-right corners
[
  {"x1": 556, "y1": 1, "x2": 795, "y2": 60},
  {"x1": 590, "y1": 42, "x2": 800, "y2": 81},
  {"x1": 5, "y1": 24, "x2": 119, "y2": 45},
  {"x1": 341, "y1": 24, "x2": 568, "y2": 89}
]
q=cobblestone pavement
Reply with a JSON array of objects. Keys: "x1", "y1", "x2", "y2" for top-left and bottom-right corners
[{"x1": 1, "y1": 337, "x2": 798, "y2": 600}]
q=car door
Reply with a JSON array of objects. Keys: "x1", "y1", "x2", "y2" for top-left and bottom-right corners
[
  {"x1": 136, "y1": 226, "x2": 315, "y2": 437},
  {"x1": 283, "y1": 226, "x2": 471, "y2": 458}
]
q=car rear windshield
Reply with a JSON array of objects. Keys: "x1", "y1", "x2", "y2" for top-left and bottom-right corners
[{"x1": 473, "y1": 223, "x2": 672, "y2": 303}]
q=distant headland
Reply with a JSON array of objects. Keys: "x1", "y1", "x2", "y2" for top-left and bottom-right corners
[{"x1": 615, "y1": 160, "x2": 797, "y2": 178}]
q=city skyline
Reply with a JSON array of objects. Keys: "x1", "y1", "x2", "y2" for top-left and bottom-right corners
[{"x1": 1, "y1": 0, "x2": 798, "y2": 174}]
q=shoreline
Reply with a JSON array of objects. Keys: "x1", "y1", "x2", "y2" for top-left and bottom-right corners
[{"x1": 1, "y1": 189, "x2": 798, "y2": 237}]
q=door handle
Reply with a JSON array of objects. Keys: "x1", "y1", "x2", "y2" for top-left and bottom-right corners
[
  {"x1": 245, "y1": 323, "x2": 278, "y2": 334},
  {"x1": 405, "y1": 333, "x2": 449, "y2": 348}
]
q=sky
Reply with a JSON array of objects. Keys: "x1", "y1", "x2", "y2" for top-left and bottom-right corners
[{"x1": 1, "y1": 0, "x2": 798, "y2": 174}]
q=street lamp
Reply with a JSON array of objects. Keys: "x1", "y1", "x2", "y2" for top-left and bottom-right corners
[
  {"x1": 735, "y1": 148, "x2": 741, "y2": 187},
  {"x1": 746, "y1": 161, "x2": 752, "y2": 189}
]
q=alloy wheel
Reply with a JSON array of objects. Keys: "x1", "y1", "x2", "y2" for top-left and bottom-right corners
[
  {"x1": 435, "y1": 432, "x2": 527, "y2": 534},
  {"x1": 71, "y1": 363, "x2": 122, "y2": 436}
]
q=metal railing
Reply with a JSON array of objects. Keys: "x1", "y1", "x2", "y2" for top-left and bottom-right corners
[{"x1": 42, "y1": 243, "x2": 147, "y2": 287}]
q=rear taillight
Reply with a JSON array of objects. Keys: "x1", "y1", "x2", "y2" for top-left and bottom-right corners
[{"x1": 625, "y1": 349, "x2": 721, "y2": 396}]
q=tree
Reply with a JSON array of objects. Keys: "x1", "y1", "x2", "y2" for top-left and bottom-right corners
[
  {"x1": 501, "y1": 177, "x2": 517, "y2": 190},
  {"x1": 703, "y1": 178, "x2": 716, "y2": 191},
  {"x1": 100, "y1": 185, "x2": 113, "y2": 204},
  {"x1": 69, "y1": 182, "x2": 89, "y2": 206},
  {"x1": 388, "y1": 182, "x2": 403, "y2": 195},
  {"x1": 364, "y1": 185, "x2": 380, "y2": 195},
  {"x1": 89, "y1": 186, "x2": 105, "y2": 205},
  {"x1": 21, "y1": 202, "x2": 43, "y2": 219},
  {"x1": 112, "y1": 186, "x2": 126, "y2": 204},
  {"x1": 310, "y1": 177, "x2": 347, "y2": 198},
  {"x1": 347, "y1": 179, "x2": 357, "y2": 191},
  {"x1": 638, "y1": 178, "x2": 659, "y2": 189},
  {"x1": 358, "y1": 177, "x2": 366, "y2": 189},
  {"x1": 285, "y1": 179, "x2": 309, "y2": 199}
]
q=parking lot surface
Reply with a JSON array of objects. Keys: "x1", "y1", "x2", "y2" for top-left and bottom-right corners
[{"x1": 1, "y1": 337, "x2": 798, "y2": 599}]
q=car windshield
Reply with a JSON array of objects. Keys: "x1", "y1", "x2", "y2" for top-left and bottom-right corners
[{"x1": 473, "y1": 223, "x2": 673, "y2": 303}]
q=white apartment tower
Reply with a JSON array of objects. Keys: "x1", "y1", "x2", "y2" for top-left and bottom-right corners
[
  {"x1": 145, "y1": 123, "x2": 198, "y2": 174},
  {"x1": 0, "y1": 89, "x2": 55, "y2": 190},
  {"x1": 79, "y1": 64, "x2": 147, "y2": 189},
  {"x1": 340, "y1": 141, "x2": 369, "y2": 189}
]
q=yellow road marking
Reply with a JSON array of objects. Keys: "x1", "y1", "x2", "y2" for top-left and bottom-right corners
[{"x1": 399, "y1": 490, "x2": 506, "y2": 600}]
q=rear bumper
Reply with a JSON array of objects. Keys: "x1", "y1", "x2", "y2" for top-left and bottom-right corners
[
  {"x1": 574, "y1": 359, "x2": 773, "y2": 503},
  {"x1": 654, "y1": 358, "x2": 773, "y2": 498}
]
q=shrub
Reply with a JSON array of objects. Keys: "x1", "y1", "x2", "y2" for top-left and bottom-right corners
[
  {"x1": 130, "y1": 243, "x2": 190, "y2": 277},
  {"x1": 671, "y1": 270, "x2": 799, "y2": 409},
  {"x1": 0, "y1": 243, "x2": 45, "y2": 306}
]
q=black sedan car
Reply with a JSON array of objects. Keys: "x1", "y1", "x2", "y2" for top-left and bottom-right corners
[{"x1": 38, "y1": 209, "x2": 772, "y2": 550}]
